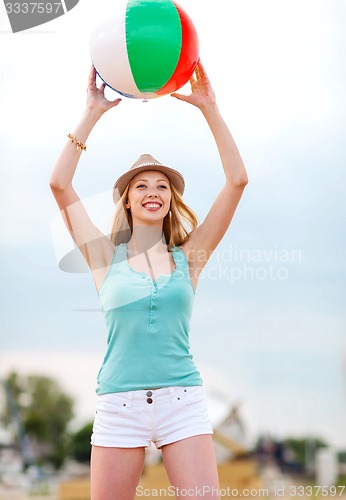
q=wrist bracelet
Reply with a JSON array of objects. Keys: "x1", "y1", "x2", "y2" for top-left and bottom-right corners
[{"x1": 67, "y1": 133, "x2": 87, "y2": 152}]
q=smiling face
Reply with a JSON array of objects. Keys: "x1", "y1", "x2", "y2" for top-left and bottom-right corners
[{"x1": 125, "y1": 170, "x2": 172, "y2": 225}]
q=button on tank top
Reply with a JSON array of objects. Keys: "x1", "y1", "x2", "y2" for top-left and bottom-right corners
[{"x1": 96, "y1": 242, "x2": 203, "y2": 394}]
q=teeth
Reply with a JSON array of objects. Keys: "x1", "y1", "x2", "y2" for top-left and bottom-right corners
[{"x1": 144, "y1": 203, "x2": 161, "y2": 208}]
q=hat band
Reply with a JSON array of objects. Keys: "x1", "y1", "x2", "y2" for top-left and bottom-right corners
[{"x1": 133, "y1": 161, "x2": 162, "y2": 169}]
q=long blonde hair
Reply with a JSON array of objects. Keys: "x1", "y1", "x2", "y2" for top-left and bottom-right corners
[{"x1": 110, "y1": 182, "x2": 198, "y2": 250}]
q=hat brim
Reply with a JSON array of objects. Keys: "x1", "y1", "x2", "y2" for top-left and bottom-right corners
[{"x1": 113, "y1": 164, "x2": 185, "y2": 203}]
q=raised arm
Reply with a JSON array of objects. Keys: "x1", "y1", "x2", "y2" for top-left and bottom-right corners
[
  {"x1": 49, "y1": 67, "x2": 122, "y2": 288},
  {"x1": 171, "y1": 60, "x2": 248, "y2": 277}
]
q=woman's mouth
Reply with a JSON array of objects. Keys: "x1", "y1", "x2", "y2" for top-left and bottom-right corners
[{"x1": 142, "y1": 202, "x2": 162, "y2": 211}]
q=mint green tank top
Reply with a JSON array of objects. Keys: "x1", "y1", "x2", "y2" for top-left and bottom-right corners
[{"x1": 96, "y1": 242, "x2": 203, "y2": 394}]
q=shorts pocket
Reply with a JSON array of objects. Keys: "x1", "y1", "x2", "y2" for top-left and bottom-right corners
[
  {"x1": 96, "y1": 393, "x2": 129, "y2": 416},
  {"x1": 176, "y1": 386, "x2": 206, "y2": 407}
]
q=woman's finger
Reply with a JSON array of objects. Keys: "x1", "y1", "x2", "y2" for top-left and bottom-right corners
[
  {"x1": 88, "y1": 65, "x2": 97, "y2": 87},
  {"x1": 171, "y1": 92, "x2": 189, "y2": 102},
  {"x1": 197, "y1": 59, "x2": 208, "y2": 79},
  {"x1": 88, "y1": 65, "x2": 95, "y2": 78},
  {"x1": 111, "y1": 98, "x2": 122, "y2": 107}
]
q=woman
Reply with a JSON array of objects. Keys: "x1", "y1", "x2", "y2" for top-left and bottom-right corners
[{"x1": 50, "y1": 61, "x2": 248, "y2": 500}]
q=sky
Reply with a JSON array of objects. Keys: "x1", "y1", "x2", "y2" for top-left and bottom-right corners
[{"x1": 1, "y1": 0, "x2": 346, "y2": 454}]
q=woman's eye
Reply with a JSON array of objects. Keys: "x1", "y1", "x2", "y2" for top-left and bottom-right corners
[{"x1": 136, "y1": 184, "x2": 167, "y2": 189}]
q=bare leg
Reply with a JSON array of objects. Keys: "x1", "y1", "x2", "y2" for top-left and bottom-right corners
[
  {"x1": 161, "y1": 434, "x2": 220, "y2": 499},
  {"x1": 90, "y1": 445, "x2": 146, "y2": 500}
]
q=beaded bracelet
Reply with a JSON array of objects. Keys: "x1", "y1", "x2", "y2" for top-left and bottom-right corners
[{"x1": 67, "y1": 133, "x2": 87, "y2": 152}]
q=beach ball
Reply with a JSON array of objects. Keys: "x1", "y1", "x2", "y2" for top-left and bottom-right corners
[{"x1": 89, "y1": 0, "x2": 199, "y2": 99}]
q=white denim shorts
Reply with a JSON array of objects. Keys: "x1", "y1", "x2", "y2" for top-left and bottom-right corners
[{"x1": 90, "y1": 385, "x2": 213, "y2": 449}]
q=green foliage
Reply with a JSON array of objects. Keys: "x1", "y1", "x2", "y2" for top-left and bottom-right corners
[
  {"x1": 69, "y1": 421, "x2": 94, "y2": 463},
  {"x1": 253, "y1": 434, "x2": 330, "y2": 470},
  {"x1": 283, "y1": 437, "x2": 328, "y2": 465},
  {"x1": 336, "y1": 475, "x2": 346, "y2": 487},
  {"x1": 2, "y1": 371, "x2": 74, "y2": 469}
]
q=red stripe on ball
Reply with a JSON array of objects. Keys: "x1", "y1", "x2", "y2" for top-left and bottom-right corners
[{"x1": 156, "y1": 0, "x2": 199, "y2": 96}]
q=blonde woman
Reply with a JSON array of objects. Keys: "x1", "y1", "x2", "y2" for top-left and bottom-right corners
[{"x1": 50, "y1": 61, "x2": 248, "y2": 500}]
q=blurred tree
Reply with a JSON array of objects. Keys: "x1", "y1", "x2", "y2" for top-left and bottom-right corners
[
  {"x1": 69, "y1": 421, "x2": 93, "y2": 463},
  {"x1": 2, "y1": 371, "x2": 74, "y2": 469},
  {"x1": 283, "y1": 437, "x2": 328, "y2": 468},
  {"x1": 253, "y1": 434, "x2": 328, "y2": 474}
]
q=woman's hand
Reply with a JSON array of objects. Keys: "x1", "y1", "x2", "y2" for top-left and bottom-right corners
[
  {"x1": 171, "y1": 60, "x2": 216, "y2": 110},
  {"x1": 86, "y1": 65, "x2": 122, "y2": 116}
]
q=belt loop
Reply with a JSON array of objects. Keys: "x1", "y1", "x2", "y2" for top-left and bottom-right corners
[
  {"x1": 126, "y1": 391, "x2": 134, "y2": 408},
  {"x1": 168, "y1": 386, "x2": 176, "y2": 402}
]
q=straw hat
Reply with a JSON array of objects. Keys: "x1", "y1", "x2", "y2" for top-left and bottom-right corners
[{"x1": 113, "y1": 154, "x2": 185, "y2": 203}]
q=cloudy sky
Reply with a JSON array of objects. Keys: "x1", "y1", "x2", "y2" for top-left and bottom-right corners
[{"x1": 1, "y1": 0, "x2": 345, "y2": 452}]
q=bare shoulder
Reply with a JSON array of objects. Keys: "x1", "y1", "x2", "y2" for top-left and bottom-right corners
[
  {"x1": 180, "y1": 236, "x2": 213, "y2": 266},
  {"x1": 51, "y1": 184, "x2": 116, "y2": 270},
  {"x1": 179, "y1": 238, "x2": 211, "y2": 293},
  {"x1": 92, "y1": 240, "x2": 118, "y2": 293}
]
